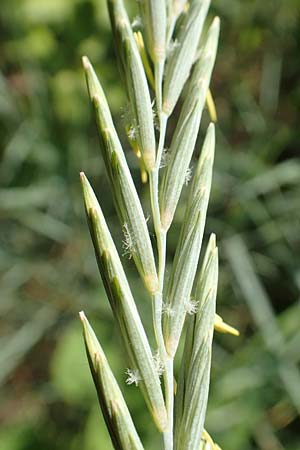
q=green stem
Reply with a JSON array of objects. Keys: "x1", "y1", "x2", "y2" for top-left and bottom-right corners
[
  {"x1": 153, "y1": 292, "x2": 166, "y2": 362},
  {"x1": 156, "y1": 113, "x2": 168, "y2": 170},
  {"x1": 155, "y1": 61, "x2": 164, "y2": 115},
  {"x1": 149, "y1": 62, "x2": 174, "y2": 449},
  {"x1": 149, "y1": 169, "x2": 161, "y2": 248},
  {"x1": 163, "y1": 357, "x2": 174, "y2": 450},
  {"x1": 149, "y1": 169, "x2": 166, "y2": 358},
  {"x1": 149, "y1": 175, "x2": 173, "y2": 449},
  {"x1": 149, "y1": 152, "x2": 173, "y2": 450}
]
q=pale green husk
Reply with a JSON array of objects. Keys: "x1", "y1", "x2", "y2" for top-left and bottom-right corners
[
  {"x1": 175, "y1": 235, "x2": 218, "y2": 449},
  {"x1": 80, "y1": 311, "x2": 145, "y2": 450},
  {"x1": 160, "y1": 18, "x2": 220, "y2": 230},
  {"x1": 107, "y1": 0, "x2": 156, "y2": 171},
  {"x1": 163, "y1": 0, "x2": 211, "y2": 116},
  {"x1": 163, "y1": 124, "x2": 216, "y2": 357}
]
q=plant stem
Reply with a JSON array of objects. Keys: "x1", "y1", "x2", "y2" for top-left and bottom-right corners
[
  {"x1": 149, "y1": 169, "x2": 166, "y2": 361},
  {"x1": 150, "y1": 176, "x2": 174, "y2": 449},
  {"x1": 149, "y1": 107, "x2": 174, "y2": 448},
  {"x1": 152, "y1": 293, "x2": 164, "y2": 355},
  {"x1": 155, "y1": 61, "x2": 164, "y2": 116},
  {"x1": 156, "y1": 113, "x2": 168, "y2": 170},
  {"x1": 149, "y1": 127, "x2": 167, "y2": 359},
  {"x1": 163, "y1": 356, "x2": 174, "y2": 450}
]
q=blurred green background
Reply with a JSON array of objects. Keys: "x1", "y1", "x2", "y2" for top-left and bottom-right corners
[{"x1": 0, "y1": 0, "x2": 300, "y2": 449}]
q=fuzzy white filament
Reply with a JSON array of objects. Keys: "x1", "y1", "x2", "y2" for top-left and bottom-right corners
[
  {"x1": 153, "y1": 350, "x2": 165, "y2": 377},
  {"x1": 122, "y1": 223, "x2": 135, "y2": 259},
  {"x1": 160, "y1": 148, "x2": 170, "y2": 168},
  {"x1": 167, "y1": 39, "x2": 179, "y2": 57},
  {"x1": 125, "y1": 368, "x2": 141, "y2": 386},
  {"x1": 185, "y1": 166, "x2": 193, "y2": 186},
  {"x1": 185, "y1": 298, "x2": 199, "y2": 315},
  {"x1": 127, "y1": 125, "x2": 137, "y2": 141},
  {"x1": 162, "y1": 302, "x2": 175, "y2": 317},
  {"x1": 131, "y1": 15, "x2": 142, "y2": 30}
]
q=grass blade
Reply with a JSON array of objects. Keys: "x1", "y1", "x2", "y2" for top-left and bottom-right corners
[{"x1": 225, "y1": 235, "x2": 300, "y2": 413}]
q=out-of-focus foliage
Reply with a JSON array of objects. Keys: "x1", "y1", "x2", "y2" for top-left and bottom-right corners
[{"x1": 0, "y1": 0, "x2": 299, "y2": 449}]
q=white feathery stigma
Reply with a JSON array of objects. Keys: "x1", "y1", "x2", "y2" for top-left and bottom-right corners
[
  {"x1": 131, "y1": 15, "x2": 142, "y2": 30},
  {"x1": 153, "y1": 350, "x2": 165, "y2": 377},
  {"x1": 160, "y1": 148, "x2": 170, "y2": 168},
  {"x1": 185, "y1": 166, "x2": 193, "y2": 186},
  {"x1": 125, "y1": 368, "x2": 141, "y2": 386},
  {"x1": 185, "y1": 298, "x2": 199, "y2": 315},
  {"x1": 162, "y1": 302, "x2": 175, "y2": 317},
  {"x1": 122, "y1": 223, "x2": 135, "y2": 259}
]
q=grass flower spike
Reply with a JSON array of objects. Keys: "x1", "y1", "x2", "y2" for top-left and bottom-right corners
[{"x1": 80, "y1": 1, "x2": 237, "y2": 449}]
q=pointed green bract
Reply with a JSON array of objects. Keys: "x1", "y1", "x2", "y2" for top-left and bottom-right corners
[
  {"x1": 107, "y1": 0, "x2": 156, "y2": 171},
  {"x1": 175, "y1": 233, "x2": 216, "y2": 423},
  {"x1": 80, "y1": 173, "x2": 167, "y2": 432},
  {"x1": 163, "y1": 0, "x2": 211, "y2": 116},
  {"x1": 82, "y1": 56, "x2": 112, "y2": 125},
  {"x1": 174, "y1": 236, "x2": 218, "y2": 450},
  {"x1": 82, "y1": 57, "x2": 158, "y2": 294},
  {"x1": 139, "y1": 0, "x2": 167, "y2": 64},
  {"x1": 160, "y1": 17, "x2": 220, "y2": 230},
  {"x1": 139, "y1": 0, "x2": 167, "y2": 111},
  {"x1": 80, "y1": 311, "x2": 145, "y2": 450},
  {"x1": 163, "y1": 202, "x2": 203, "y2": 358},
  {"x1": 183, "y1": 123, "x2": 215, "y2": 230},
  {"x1": 163, "y1": 124, "x2": 215, "y2": 357},
  {"x1": 166, "y1": 0, "x2": 188, "y2": 45}
]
